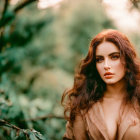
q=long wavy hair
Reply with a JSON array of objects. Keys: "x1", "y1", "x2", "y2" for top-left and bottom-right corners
[{"x1": 61, "y1": 29, "x2": 140, "y2": 123}]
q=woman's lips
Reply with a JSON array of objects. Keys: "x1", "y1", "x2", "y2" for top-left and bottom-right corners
[
  {"x1": 104, "y1": 75, "x2": 114, "y2": 79},
  {"x1": 104, "y1": 72, "x2": 114, "y2": 79}
]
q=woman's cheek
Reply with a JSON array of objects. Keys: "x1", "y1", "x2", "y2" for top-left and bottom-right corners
[{"x1": 96, "y1": 64, "x2": 103, "y2": 77}]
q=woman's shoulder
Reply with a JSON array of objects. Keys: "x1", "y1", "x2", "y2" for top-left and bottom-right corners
[
  {"x1": 80, "y1": 101, "x2": 101, "y2": 118},
  {"x1": 130, "y1": 98, "x2": 140, "y2": 119}
]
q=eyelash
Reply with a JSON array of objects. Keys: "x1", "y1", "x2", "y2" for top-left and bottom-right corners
[
  {"x1": 111, "y1": 55, "x2": 120, "y2": 59},
  {"x1": 96, "y1": 58, "x2": 103, "y2": 63},
  {"x1": 96, "y1": 55, "x2": 120, "y2": 63}
]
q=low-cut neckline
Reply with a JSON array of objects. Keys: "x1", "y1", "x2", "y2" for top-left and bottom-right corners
[{"x1": 98, "y1": 100, "x2": 126, "y2": 140}]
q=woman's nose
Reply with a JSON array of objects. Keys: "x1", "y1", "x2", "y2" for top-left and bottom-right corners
[{"x1": 104, "y1": 59, "x2": 111, "y2": 70}]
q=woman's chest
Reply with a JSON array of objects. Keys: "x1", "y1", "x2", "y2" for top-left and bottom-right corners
[
  {"x1": 100, "y1": 100, "x2": 122, "y2": 140},
  {"x1": 103, "y1": 113, "x2": 118, "y2": 140},
  {"x1": 85, "y1": 101, "x2": 140, "y2": 140},
  {"x1": 103, "y1": 107, "x2": 120, "y2": 140}
]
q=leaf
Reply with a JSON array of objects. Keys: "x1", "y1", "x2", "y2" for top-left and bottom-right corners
[
  {"x1": 0, "y1": 10, "x2": 15, "y2": 28},
  {"x1": 31, "y1": 129, "x2": 45, "y2": 140},
  {"x1": 29, "y1": 133, "x2": 38, "y2": 140}
]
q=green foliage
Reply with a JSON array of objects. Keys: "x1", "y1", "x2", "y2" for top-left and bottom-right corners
[
  {"x1": 2, "y1": 0, "x2": 139, "y2": 140},
  {"x1": 0, "y1": 10, "x2": 15, "y2": 28}
]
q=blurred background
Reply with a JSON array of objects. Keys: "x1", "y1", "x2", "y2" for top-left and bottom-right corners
[{"x1": 0, "y1": 0, "x2": 140, "y2": 139}]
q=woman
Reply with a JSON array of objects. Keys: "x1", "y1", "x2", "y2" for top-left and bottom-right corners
[{"x1": 61, "y1": 29, "x2": 140, "y2": 140}]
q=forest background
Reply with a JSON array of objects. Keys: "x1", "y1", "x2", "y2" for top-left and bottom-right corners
[{"x1": 0, "y1": 0, "x2": 140, "y2": 140}]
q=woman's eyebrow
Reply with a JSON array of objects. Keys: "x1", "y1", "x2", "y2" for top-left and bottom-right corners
[
  {"x1": 108, "y1": 52, "x2": 120, "y2": 56},
  {"x1": 95, "y1": 55, "x2": 103, "y2": 57},
  {"x1": 96, "y1": 52, "x2": 120, "y2": 57}
]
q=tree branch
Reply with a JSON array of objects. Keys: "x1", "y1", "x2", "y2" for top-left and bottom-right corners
[
  {"x1": 14, "y1": 0, "x2": 38, "y2": 13},
  {"x1": 0, "y1": 0, "x2": 38, "y2": 29},
  {"x1": 130, "y1": 0, "x2": 140, "y2": 9},
  {"x1": 0, "y1": 119, "x2": 43, "y2": 139},
  {"x1": 2, "y1": 0, "x2": 10, "y2": 17},
  {"x1": 0, "y1": 119, "x2": 22, "y2": 131},
  {"x1": 23, "y1": 115, "x2": 64, "y2": 122}
]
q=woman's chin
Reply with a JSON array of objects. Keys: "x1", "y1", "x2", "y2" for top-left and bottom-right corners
[{"x1": 103, "y1": 79, "x2": 117, "y2": 85}]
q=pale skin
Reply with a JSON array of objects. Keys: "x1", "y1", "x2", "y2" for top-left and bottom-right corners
[
  {"x1": 64, "y1": 40, "x2": 140, "y2": 140},
  {"x1": 96, "y1": 41, "x2": 127, "y2": 140}
]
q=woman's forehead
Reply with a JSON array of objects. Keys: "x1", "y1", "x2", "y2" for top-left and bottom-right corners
[{"x1": 96, "y1": 41, "x2": 120, "y2": 55}]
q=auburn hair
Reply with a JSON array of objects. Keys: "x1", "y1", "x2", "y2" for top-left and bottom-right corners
[{"x1": 61, "y1": 29, "x2": 140, "y2": 123}]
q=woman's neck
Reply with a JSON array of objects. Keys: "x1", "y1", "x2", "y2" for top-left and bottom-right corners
[{"x1": 103, "y1": 79, "x2": 127, "y2": 100}]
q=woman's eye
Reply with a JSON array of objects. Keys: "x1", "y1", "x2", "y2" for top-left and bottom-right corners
[
  {"x1": 111, "y1": 55, "x2": 120, "y2": 60},
  {"x1": 96, "y1": 58, "x2": 103, "y2": 63}
]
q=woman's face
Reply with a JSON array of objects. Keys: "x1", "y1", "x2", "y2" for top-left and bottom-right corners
[{"x1": 95, "y1": 41, "x2": 125, "y2": 85}]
